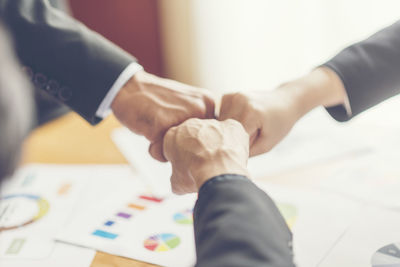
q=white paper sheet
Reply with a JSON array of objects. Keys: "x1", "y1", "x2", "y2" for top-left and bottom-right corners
[
  {"x1": 256, "y1": 182, "x2": 363, "y2": 267},
  {"x1": 0, "y1": 242, "x2": 95, "y2": 267},
  {"x1": 0, "y1": 164, "x2": 101, "y2": 267},
  {"x1": 0, "y1": 165, "x2": 89, "y2": 260},
  {"x1": 319, "y1": 205, "x2": 400, "y2": 267},
  {"x1": 112, "y1": 128, "x2": 173, "y2": 196},
  {"x1": 56, "y1": 165, "x2": 196, "y2": 267},
  {"x1": 317, "y1": 152, "x2": 400, "y2": 209}
]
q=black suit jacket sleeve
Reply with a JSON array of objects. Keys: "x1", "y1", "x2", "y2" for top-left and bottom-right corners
[
  {"x1": 194, "y1": 174, "x2": 295, "y2": 267},
  {"x1": 0, "y1": 0, "x2": 136, "y2": 124},
  {"x1": 322, "y1": 20, "x2": 400, "y2": 122}
]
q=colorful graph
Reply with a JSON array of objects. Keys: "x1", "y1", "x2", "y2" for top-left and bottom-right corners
[
  {"x1": 277, "y1": 202, "x2": 297, "y2": 229},
  {"x1": 371, "y1": 243, "x2": 400, "y2": 266},
  {"x1": 0, "y1": 194, "x2": 49, "y2": 231},
  {"x1": 144, "y1": 233, "x2": 181, "y2": 252},
  {"x1": 173, "y1": 209, "x2": 193, "y2": 225}
]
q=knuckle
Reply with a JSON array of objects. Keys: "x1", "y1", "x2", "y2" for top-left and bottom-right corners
[{"x1": 232, "y1": 92, "x2": 249, "y2": 104}]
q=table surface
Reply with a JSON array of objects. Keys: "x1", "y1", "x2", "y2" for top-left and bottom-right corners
[{"x1": 23, "y1": 112, "x2": 158, "y2": 267}]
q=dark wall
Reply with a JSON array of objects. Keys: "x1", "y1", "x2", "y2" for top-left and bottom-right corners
[{"x1": 69, "y1": 0, "x2": 164, "y2": 76}]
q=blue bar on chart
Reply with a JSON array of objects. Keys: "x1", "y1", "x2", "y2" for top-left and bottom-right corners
[
  {"x1": 92, "y1": 230, "x2": 118, "y2": 239},
  {"x1": 104, "y1": 220, "x2": 115, "y2": 226}
]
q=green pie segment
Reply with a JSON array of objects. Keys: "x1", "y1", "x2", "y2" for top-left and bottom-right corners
[{"x1": 173, "y1": 209, "x2": 193, "y2": 225}]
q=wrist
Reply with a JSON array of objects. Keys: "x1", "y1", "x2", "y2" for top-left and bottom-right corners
[
  {"x1": 189, "y1": 156, "x2": 249, "y2": 190},
  {"x1": 111, "y1": 70, "x2": 149, "y2": 104},
  {"x1": 276, "y1": 67, "x2": 347, "y2": 120}
]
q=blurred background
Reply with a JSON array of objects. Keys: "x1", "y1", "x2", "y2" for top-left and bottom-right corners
[{"x1": 69, "y1": 0, "x2": 400, "y2": 93}]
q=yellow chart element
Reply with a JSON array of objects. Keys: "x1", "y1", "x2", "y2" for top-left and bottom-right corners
[
  {"x1": 35, "y1": 198, "x2": 50, "y2": 220},
  {"x1": 277, "y1": 202, "x2": 298, "y2": 229}
]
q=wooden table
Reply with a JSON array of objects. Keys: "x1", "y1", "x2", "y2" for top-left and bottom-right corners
[{"x1": 23, "y1": 112, "x2": 157, "y2": 267}]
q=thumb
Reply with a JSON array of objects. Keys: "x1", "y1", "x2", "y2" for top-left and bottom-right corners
[{"x1": 149, "y1": 139, "x2": 167, "y2": 162}]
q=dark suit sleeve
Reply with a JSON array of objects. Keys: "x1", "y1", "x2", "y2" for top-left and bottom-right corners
[
  {"x1": 194, "y1": 174, "x2": 295, "y2": 267},
  {"x1": 0, "y1": 0, "x2": 136, "y2": 124},
  {"x1": 322, "y1": 20, "x2": 400, "y2": 122}
]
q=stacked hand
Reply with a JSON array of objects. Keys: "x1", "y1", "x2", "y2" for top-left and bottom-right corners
[
  {"x1": 163, "y1": 118, "x2": 249, "y2": 194},
  {"x1": 219, "y1": 89, "x2": 300, "y2": 156},
  {"x1": 111, "y1": 70, "x2": 216, "y2": 162},
  {"x1": 112, "y1": 68, "x2": 347, "y2": 194}
]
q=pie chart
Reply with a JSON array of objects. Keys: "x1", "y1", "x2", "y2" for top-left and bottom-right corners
[
  {"x1": 173, "y1": 209, "x2": 193, "y2": 225},
  {"x1": 371, "y1": 243, "x2": 400, "y2": 266},
  {"x1": 0, "y1": 194, "x2": 49, "y2": 231},
  {"x1": 143, "y1": 233, "x2": 181, "y2": 252}
]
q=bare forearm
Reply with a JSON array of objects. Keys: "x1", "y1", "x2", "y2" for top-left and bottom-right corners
[{"x1": 278, "y1": 67, "x2": 348, "y2": 120}]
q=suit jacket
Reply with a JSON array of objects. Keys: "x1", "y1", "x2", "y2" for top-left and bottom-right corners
[
  {"x1": 323, "y1": 20, "x2": 400, "y2": 121},
  {"x1": 0, "y1": 0, "x2": 136, "y2": 124},
  {"x1": 194, "y1": 175, "x2": 295, "y2": 267}
]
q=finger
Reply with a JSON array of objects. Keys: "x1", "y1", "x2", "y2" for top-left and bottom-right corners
[
  {"x1": 249, "y1": 129, "x2": 260, "y2": 147},
  {"x1": 249, "y1": 133, "x2": 270, "y2": 157},
  {"x1": 162, "y1": 127, "x2": 177, "y2": 162},
  {"x1": 203, "y1": 91, "x2": 218, "y2": 119},
  {"x1": 170, "y1": 172, "x2": 186, "y2": 195},
  {"x1": 219, "y1": 93, "x2": 238, "y2": 121},
  {"x1": 149, "y1": 139, "x2": 167, "y2": 162}
]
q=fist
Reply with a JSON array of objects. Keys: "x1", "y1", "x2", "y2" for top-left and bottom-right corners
[
  {"x1": 112, "y1": 71, "x2": 216, "y2": 162},
  {"x1": 163, "y1": 119, "x2": 249, "y2": 195},
  {"x1": 219, "y1": 90, "x2": 299, "y2": 156}
]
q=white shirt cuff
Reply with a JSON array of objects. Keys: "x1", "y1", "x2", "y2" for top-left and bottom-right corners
[
  {"x1": 95, "y1": 62, "x2": 144, "y2": 118},
  {"x1": 343, "y1": 93, "x2": 352, "y2": 117}
]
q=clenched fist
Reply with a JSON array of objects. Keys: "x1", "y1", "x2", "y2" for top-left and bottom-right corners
[
  {"x1": 219, "y1": 68, "x2": 347, "y2": 156},
  {"x1": 219, "y1": 90, "x2": 299, "y2": 156},
  {"x1": 112, "y1": 70, "x2": 216, "y2": 162},
  {"x1": 163, "y1": 118, "x2": 249, "y2": 195}
]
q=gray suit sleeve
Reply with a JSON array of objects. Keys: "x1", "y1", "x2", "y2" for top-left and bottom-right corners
[
  {"x1": 323, "y1": 20, "x2": 400, "y2": 121},
  {"x1": 0, "y1": 0, "x2": 136, "y2": 124},
  {"x1": 194, "y1": 174, "x2": 295, "y2": 267}
]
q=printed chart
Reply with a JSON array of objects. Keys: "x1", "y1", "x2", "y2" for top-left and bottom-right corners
[
  {"x1": 90, "y1": 194, "x2": 165, "y2": 241},
  {"x1": 58, "y1": 180, "x2": 197, "y2": 267},
  {"x1": 0, "y1": 194, "x2": 49, "y2": 231},
  {"x1": 173, "y1": 209, "x2": 193, "y2": 225},
  {"x1": 0, "y1": 164, "x2": 94, "y2": 265},
  {"x1": 372, "y1": 243, "x2": 400, "y2": 266},
  {"x1": 144, "y1": 233, "x2": 181, "y2": 252}
]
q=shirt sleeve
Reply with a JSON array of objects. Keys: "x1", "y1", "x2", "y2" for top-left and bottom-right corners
[
  {"x1": 95, "y1": 62, "x2": 143, "y2": 118},
  {"x1": 322, "y1": 20, "x2": 400, "y2": 122}
]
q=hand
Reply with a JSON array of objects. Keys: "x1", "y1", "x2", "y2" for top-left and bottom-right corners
[
  {"x1": 219, "y1": 89, "x2": 299, "y2": 156},
  {"x1": 111, "y1": 70, "x2": 216, "y2": 162},
  {"x1": 163, "y1": 118, "x2": 249, "y2": 195},
  {"x1": 219, "y1": 68, "x2": 348, "y2": 156}
]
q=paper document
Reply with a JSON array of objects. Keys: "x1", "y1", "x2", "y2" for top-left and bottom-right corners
[{"x1": 56, "y1": 166, "x2": 197, "y2": 267}]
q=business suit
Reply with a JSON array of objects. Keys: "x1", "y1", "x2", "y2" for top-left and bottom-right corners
[
  {"x1": 324, "y1": 20, "x2": 400, "y2": 121},
  {"x1": 194, "y1": 175, "x2": 295, "y2": 267},
  {"x1": 0, "y1": 0, "x2": 136, "y2": 125},
  {"x1": 32, "y1": 0, "x2": 70, "y2": 125}
]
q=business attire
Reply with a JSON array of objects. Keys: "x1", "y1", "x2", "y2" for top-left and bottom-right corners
[
  {"x1": 0, "y1": 1, "x2": 295, "y2": 265},
  {"x1": 0, "y1": 0, "x2": 142, "y2": 125},
  {"x1": 323, "y1": 20, "x2": 400, "y2": 122},
  {"x1": 194, "y1": 175, "x2": 295, "y2": 267},
  {"x1": 32, "y1": 0, "x2": 70, "y2": 125}
]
